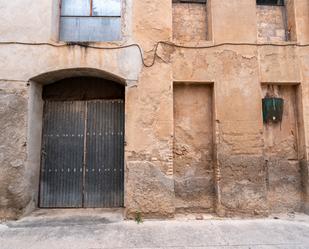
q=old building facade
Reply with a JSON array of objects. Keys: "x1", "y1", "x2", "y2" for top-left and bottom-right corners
[{"x1": 0, "y1": 0, "x2": 309, "y2": 219}]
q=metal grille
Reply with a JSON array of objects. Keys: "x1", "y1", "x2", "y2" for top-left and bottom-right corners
[{"x1": 39, "y1": 100, "x2": 124, "y2": 208}]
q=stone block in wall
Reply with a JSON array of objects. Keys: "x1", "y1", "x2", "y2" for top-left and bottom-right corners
[
  {"x1": 217, "y1": 155, "x2": 268, "y2": 217},
  {"x1": 266, "y1": 157, "x2": 302, "y2": 213},
  {"x1": 0, "y1": 82, "x2": 29, "y2": 220},
  {"x1": 125, "y1": 161, "x2": 175, "y2": 219}
]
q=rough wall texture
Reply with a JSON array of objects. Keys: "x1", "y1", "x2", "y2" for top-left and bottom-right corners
[
  {"x1": 262, "y1": 85, "x2": 302, "y2": 212},
  {"x1": 173, "y1": 84, "x2": 214, "y2": 213},
  {"x1": 172, "y1": 46, "x2": 268, "y2": 217},
  {"x1": 125, "y1": 161, "x2": 175, "y2": 218},
  {"x1": 299, "y1": 44, "x2": 309, "y2": 213},
  {"x1": 0, "y1": 0, "x2": 309, "y2": 219},
  {"x1": 124, "y1": 62, "x2": 175, "y2": 218},
  {"x1": 294, "y1": 0, "x2": 309, "y2": 43},
  {"x1": 285, "y1": 0, "x2": 297, "y2": 41},
  {"x1": 172, "y1": 3, "x2": 207, "y2": 42},
  {"x1": 257, "y1": 5, "x2": 287, "y2": 42},
  {"x1": 0, "y1": 81, "x2": 28, "y2": 219}
]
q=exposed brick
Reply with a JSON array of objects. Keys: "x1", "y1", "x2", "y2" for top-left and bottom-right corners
[
  {"x1": 172, "y1": 3, "x2": 208, "y2": 42},
  {"x1": 257, "y1": 5, "x2": 287, "y2": 42}
]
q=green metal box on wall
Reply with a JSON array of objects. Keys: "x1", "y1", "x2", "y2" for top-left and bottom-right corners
[{"x1": 262, "y1": 97, "x2": 284, "y2": 123}]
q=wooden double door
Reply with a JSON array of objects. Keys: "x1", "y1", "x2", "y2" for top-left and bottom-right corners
[{"x1": 39, "y1": 99, "x2": 124, "y2": 208}]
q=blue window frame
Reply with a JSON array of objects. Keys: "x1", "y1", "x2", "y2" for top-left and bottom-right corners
[{"x1": 60, "y1": 0, "x2": 122, "y2": 42}]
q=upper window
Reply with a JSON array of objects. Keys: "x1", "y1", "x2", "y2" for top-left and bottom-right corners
[
  {"x1": 59, "y1": 0, "x2": 122, "y2": 42},
  {"x1": 256, "y1": 0, "x2": 284, "y2": 6}
]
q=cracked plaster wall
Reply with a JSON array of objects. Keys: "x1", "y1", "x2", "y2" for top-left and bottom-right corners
[
  {"x1": 173, "y1": 84, "x2": 214, "y2": 213},
  {"x1": 262, "y1": 85, "x2": 302, "y2": 213},
  {"x1": 0, "y1": 81, "x2": 29, "y2": 218},
  {"x1": 0, "y1": 0, "x2": 309, "y2": 219},
  {"x1": 172, "y1": 46, "x2": 268, "y2": 216}
]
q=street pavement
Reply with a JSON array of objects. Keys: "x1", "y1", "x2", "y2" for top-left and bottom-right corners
[{"x1": 0, "y1": 209, "x2": 309, "y2": 249}]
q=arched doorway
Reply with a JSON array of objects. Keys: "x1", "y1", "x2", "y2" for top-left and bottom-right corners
[{"x1": 39, "y1": 76, "x2": 125, "y2": 208}]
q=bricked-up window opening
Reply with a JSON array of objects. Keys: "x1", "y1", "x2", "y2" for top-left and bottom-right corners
[
  {"x1": 256, "y1": 0, "x2": 291, "y2": 42},
  {"x1": 172, "y1": 0, "x2": 209, "y2": 41},
  {"x1": 257, "y1": 0, "x2": 284, "y2": 6},
  {"x1": 59, "y1": 0, "x2": 122, "y2": 42}
]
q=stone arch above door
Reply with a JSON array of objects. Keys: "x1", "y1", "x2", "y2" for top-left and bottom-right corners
[
  {"x1": 29, "y1": 67, "x2": 126, "y2": 86},
  {"x1": 25, "y1": 67, "x2": 127, "y2": 214}
]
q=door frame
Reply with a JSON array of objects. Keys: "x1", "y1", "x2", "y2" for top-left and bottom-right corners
[{"x1": 25, "y1": 70, "x2": 129, "y2": 214}]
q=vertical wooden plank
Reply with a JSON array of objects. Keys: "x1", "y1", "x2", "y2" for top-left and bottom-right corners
[
  {"x1": 39, "y1": 101, "x2": 85, "y2": 208},
  {"x1": 84, "y1": 99, "x2": 124, "y2": 207}
]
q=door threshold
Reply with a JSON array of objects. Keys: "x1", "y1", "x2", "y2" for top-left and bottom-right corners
[{"x1": 24, "y1": 208, "x2": 125, "y2": 222}]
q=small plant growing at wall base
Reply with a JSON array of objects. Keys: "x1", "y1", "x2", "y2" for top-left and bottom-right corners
[{"x1": 135, "y1": 212, "x2": 143, "y2": 224}]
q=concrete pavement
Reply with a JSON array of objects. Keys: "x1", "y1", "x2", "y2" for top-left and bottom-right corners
[{"x1": 0, "y1": 209, "x2": 309, "y2": 249}]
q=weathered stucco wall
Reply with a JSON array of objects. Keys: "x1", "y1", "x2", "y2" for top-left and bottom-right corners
[
  {"x1": 0, "y1": 0, "x2": 309, "y2": 219},
  {"x1": 211, "y1": 0, "x2": 257, "y2": 43},
  {"x1": 294, "y1": 0, "x2": 309, "y2": 44},
  {"x1": 125, "y1": 63, "x2": 175, "y2": 218},
  {"x1": 285, "y1": 0, "x2": 297, "y2": 41},
  {"x1": 0, "y1": 0, "x2": 54, "y2": 42},
  {"x1": 172, "y1": 45, "x2": 268, "y2": 216},
  {"x1": 0, "y1": 81, "x2": 28, "y2": 218},
  {"x1": 173, "y1": 84, "x2": 214, "y2": 213},
  {"x1": 262, "y1": 85, "x2": 302, "y2": 212}
]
